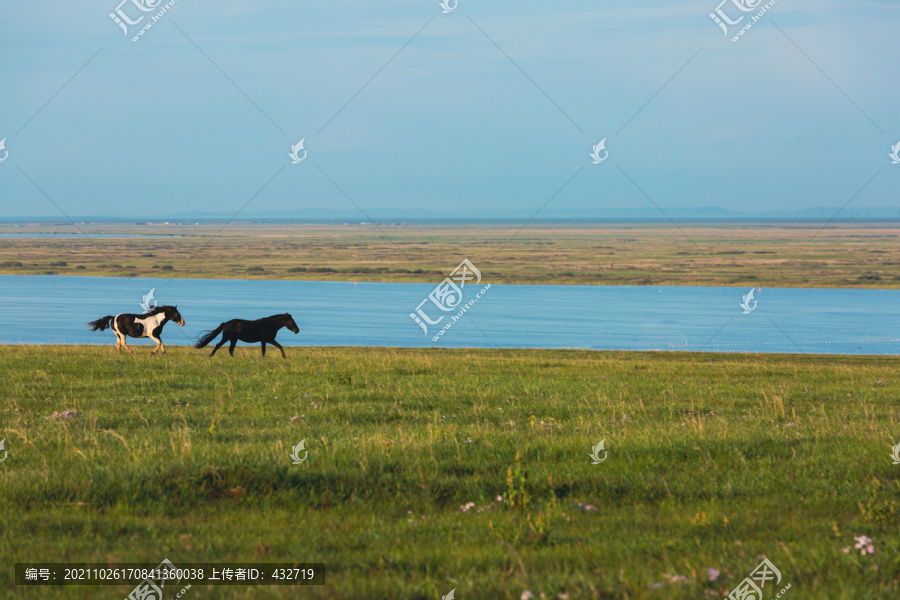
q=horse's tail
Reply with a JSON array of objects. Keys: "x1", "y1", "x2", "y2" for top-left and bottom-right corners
[
  {"x1": 195, "y1": 324, "x2": 224, "y2": 348},
  {"x1": 88, "y1": 315, "x2": 114, "y2": 332}
]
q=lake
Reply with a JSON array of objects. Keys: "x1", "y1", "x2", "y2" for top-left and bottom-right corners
[
  {"x1": 0, "y1": 275, "x2": 897, "y2": 354},
  {"x1": 0, "y1": 234, "x2": 182, "y2": 238}
]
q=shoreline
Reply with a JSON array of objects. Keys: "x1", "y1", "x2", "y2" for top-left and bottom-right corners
[
  {"x1": 1, "y1": 344, "x2": 897, "y2": 359},
  {"x1": 0, "y1": 271, "x2": 897, "y2": 290}
]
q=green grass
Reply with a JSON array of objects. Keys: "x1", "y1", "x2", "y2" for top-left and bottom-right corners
[{"x1": 1, "y1": 345, "x2": 898, "y2": 599}]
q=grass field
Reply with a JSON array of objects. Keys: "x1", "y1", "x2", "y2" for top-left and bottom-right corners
[
  {"x1": 1, "y1": 345, "x2": 898, "y2": 599},
  {"x1": 1, "y1": 222, "x2": 899, "y2": 288}
]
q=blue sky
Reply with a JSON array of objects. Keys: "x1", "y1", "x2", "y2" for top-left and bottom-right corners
[{"x1": 0, "y1": 0, "x2": 897, "y2": 218}]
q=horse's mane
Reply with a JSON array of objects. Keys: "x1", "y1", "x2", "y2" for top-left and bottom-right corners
[
  {"x1": 262, "y1": 313, "x2": 291, "y2": 321},
  {"x1": 141, "y1": 305, "x2": 177, "y2": 317}
]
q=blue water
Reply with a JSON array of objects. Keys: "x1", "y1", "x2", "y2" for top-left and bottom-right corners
[
  {"x1": 0, "y1": 234, "x2": 182, "y2": 238},
  {"x1": 0, "y1": 275, "x2": 897, "y2": 354}
]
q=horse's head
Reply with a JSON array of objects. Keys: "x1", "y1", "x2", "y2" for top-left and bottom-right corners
[
  {"x1": 284, "y1": 313, "x2": 299, "y2": 334},
  {"x1": 167, "y1": 305, "x2": 185, "y2": 326}
]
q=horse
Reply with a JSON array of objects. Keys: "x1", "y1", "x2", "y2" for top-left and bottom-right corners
[
  {"x1": 195, "y1": 313, "x2": 299, "y2": 358},
  {"x1": 88, "y1": 305, "x2": 185, "y2": 356}
]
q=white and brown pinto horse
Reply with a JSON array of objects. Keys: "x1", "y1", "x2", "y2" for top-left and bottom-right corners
[{"x1": 89, "y1": 305, "x2": 185, "y2": 356}]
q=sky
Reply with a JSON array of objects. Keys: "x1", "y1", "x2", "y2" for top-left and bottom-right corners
[{"x1": 0, "y1": 0, "x2": 897, "y2": 219}]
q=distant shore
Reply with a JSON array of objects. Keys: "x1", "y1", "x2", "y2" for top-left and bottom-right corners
[{"x1": 1, "y1": 221, "x2": 898, "y2": 288}]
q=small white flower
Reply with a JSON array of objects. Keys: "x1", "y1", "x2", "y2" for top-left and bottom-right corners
[{"x1": 854, "y1": 536, "x2": 875, "y2": 555}]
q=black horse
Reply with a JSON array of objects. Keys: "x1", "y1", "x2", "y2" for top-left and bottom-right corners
[
  {"x1": 88, "y1": 305, "x2": 185, "y2": 356},
  {"x1": 195, "y1": 313, "x2": 299, "y2": 358}
]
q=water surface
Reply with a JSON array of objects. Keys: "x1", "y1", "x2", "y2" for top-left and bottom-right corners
[
  {"x1": 0, "y1": 234, "x2": 182, "y2": 238},
  {"x1": 0, "y1": 275, "x2": 897, "y2": 354}
]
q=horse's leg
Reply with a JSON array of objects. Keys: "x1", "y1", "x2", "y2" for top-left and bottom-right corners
[
  {"x1": 148, "y1": 334, "x2": 165, "y2": 356},
  {"x1": 228, "y1": 337, "x2": 237, "y2": 356},
  {"x1": 260, "y1": 342, "x2": 266, "y2": 357},
  {"x1": 271, "y1": 340, "x2": 286, "y2": 358},
  {"x1": 210, "y1": 338, "x2": 225, "y2": 357},
  {"x1": 113, "y1": 320, "x2": 129, "y2": 354},
  {"x1": 121, "y1": 335, "x2": 135, "y2": 356}
]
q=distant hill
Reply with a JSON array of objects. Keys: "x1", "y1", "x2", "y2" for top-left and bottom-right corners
[
  {"x1": 4, "y1": 206, "x2": 900, "y2": 223},
  {"x1": 165, "y1": 205, "x2": 900, "y2": 221}
]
